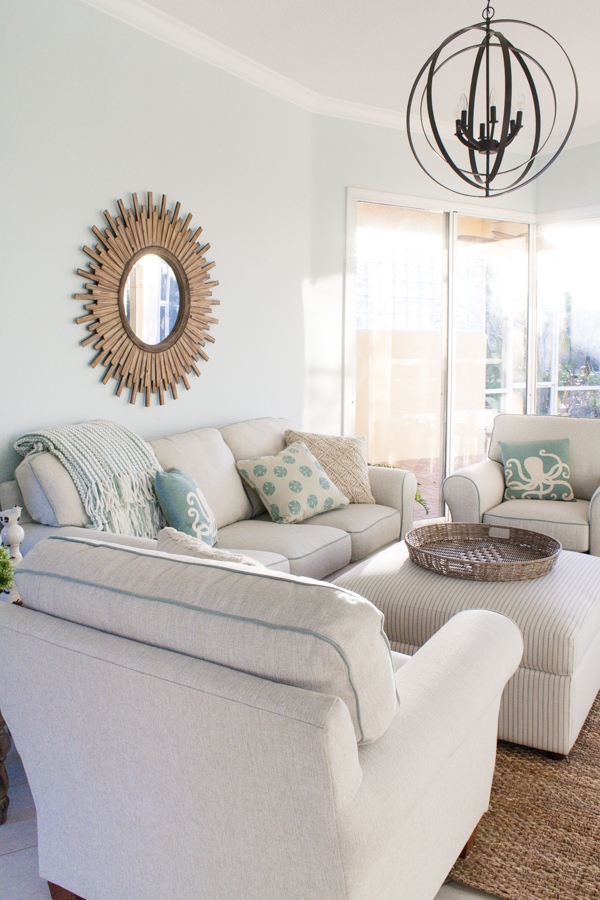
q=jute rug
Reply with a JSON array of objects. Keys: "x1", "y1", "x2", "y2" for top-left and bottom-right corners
[{"x1": 450, "y1": 694, "x2": 600, "y2": 899}]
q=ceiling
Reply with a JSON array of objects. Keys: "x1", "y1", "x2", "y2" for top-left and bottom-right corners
[{"x1": 89, "y1": 0, "x2": 600, "y2": 142}]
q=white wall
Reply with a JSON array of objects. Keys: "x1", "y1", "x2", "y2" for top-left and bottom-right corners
[
  {"x1": 0, "y1": 0, "x2": 311, "y2": 481},
  {"x1": 535, "y1": 141, "x2": 600, "y2": 213}
]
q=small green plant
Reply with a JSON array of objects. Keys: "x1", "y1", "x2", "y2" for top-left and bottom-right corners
[
  {"x1": 414, "y1": 485, "x2": 429, "y2": 515},
  {"x1": 0, "y1": 545, "x2": 14, "y2": 594}
]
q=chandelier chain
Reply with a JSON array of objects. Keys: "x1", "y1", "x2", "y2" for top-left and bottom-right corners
[{"x1": 482, "y1": 2, "x2": 495, "y2": 21}]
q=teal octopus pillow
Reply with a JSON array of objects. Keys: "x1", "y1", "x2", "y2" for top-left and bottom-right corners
[
  {"x1": 236, "y1": 441, "x2": 349, "y2": 524},
  {"x1": 499, "y1": 439, "x2": 575, "y2": 501},
  {"x1": 153, "y1": 469, "x2": 218, "y2": 545}
]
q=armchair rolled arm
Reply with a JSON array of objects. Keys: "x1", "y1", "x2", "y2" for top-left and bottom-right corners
[
  {"x1": 443, "y1": 459, "x2": 505, "y2": 522},
  {"x1": 393, "y1": 610, "x2": 522, "y2": 762},
  {"x1": 352, "y1": 610, "x2": 523, "y2": 841},
  {"x1": 589, "y1": 485, "x2": 600, "y2": 557},
  {"x1": 367, "y1": 466, "x2": 417, "y2": 539}
]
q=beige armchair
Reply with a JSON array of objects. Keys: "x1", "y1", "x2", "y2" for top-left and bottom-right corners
[
  {"x1": 443, "y1": 414, "x2": 600, "y2": 555},
  {"x1": 0, "y1": 536, "x2": 522, "y2": 900}
]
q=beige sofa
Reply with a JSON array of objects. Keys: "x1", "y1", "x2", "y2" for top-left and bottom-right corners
[
  {"x1": 443, "y1": 414, "x2": 600, "y2": 555},
  {"x1": 0, "y1": 536, "x2": 522, "y2": 900},
  {"x1": 1, "y1": 417, "x2": 417, "y2": 580}
]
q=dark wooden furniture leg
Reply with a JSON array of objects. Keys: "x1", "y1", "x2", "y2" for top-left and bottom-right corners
[
  {"x1": 459, "y1": 824, "x2": 478, "y2": 859},
  {"x1": 0, "y1": 707, "x2": 10, "y2": 825},
  {"x1": 48, "y1": 883, "x2": 87, "y2": 900}
]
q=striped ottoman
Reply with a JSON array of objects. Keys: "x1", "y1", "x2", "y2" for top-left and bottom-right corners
[{"x1": 334, "y1": 541, "x2": 600, "y2": 755}]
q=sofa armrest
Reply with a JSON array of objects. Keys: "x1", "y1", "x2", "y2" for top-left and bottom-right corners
[
  {"x1": 367, "y1": 466, "x2": 417, "y2": 539},
  {"x1": 443, "y1": 459, "x2": 505, "y2": 522}
]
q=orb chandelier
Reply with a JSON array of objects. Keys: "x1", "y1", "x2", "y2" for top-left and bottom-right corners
[{"x1": 406, "y1": 2, "x2": 578, "y2": 197}]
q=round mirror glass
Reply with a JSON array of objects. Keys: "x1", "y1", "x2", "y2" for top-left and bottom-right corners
[{"x1": 123, "y1": 253, "x2": 181, "y2": 345}]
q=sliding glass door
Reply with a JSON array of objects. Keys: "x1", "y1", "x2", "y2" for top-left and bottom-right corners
[
  {"x1": 349, "y1": 196, "x2": 600, "y2": 521},
  {"x1": 451, "y1": 217, "x2": 529, "y2": 471},
  {"x1": 351, "y1": 200, "x2": 529, "y2": 518},
  {"x1": 354, "y1": 202, "x2": 446, "y2": 518}
]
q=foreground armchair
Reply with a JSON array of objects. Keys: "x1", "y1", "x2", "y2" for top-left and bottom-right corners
[
  {"x1": 443, "y1": 413, "x2": 600, "y2": 554},
  {"x1": 0, "y1": 537, "x2": 522, "y2": 900}
]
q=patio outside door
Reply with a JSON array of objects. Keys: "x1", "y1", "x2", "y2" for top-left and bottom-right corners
[
  {"x1": 352, "y1": 202, "x2": 529, "y2": 519},
  {"x1": 354, "y1": 202, "x2": 446, "y2": 518}
]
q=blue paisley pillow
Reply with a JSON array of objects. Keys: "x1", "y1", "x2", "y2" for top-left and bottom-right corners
[
  {"x1": 153, "y1": 469, "x2": 218, "y2": 544},
  {"x1": 236, "y1": 441, "x2": 349, "y2": 524},
  {"x1": 499, "y1": 439, "x2": 575, "y2": 501}
]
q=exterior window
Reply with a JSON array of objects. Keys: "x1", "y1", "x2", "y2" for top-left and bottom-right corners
[
  {"x1": 536, "y1": 219, "x2": 600, "y2": 418},
  {"x1": 452, "y1": 217, "x2": 528, "y2": 471}
]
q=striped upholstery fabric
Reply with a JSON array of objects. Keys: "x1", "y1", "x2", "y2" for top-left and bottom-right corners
[{"x1": 335, "y1": 541, "x2": 600, "y2": 754}]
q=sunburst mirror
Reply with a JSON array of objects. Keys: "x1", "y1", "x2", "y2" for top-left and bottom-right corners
[{"x1": 76, "y1": 192, "x2": 219, "y2": 406}]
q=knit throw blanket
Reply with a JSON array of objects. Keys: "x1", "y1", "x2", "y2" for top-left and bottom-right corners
[{"x1": 14, "y1": 421, "x2": 163, "y2": 538}]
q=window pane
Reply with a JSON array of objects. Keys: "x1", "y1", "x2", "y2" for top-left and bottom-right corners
[
  {"x1": 452, "y1": 218, "x2": 528, "y2": 470},
  {"x1": 355, "y1": 202, "x2": 445, "y2": 518},
  {"x1": 537, "y1": 219, "x2": 600, "y2": 418}
]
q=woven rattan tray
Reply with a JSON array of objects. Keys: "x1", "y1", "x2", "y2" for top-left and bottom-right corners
[{"x1": 405, "y1": 523, "x2": 561, "y2": 581}]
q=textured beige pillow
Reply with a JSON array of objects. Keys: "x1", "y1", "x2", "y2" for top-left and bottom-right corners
[
  {"x1": 284, "y1": 430, "x2": 375, "y2": 504},
  {"x1": 157, "y1": 527, "x2": 264, "y2": 568}
]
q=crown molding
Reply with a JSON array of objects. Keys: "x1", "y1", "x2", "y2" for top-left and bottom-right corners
[
  {"x1": 78, "y1": 0, "x2": 600, "y2": 145},
  {"x1": 78, "y1": 0, "x2": 405, "y2": 130}
]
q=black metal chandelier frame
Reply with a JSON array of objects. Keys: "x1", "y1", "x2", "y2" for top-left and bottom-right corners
[{"x1": 406, "y1": 3, "x2": 578, "y2": 198}]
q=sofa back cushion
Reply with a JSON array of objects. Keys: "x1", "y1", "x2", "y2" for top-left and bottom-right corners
[
  {"x1": 16, "y1": 537, "x2": 398, "y2": 744},
  {"x1": 489, "y1": 414, "x2": 600, "y2": 501},
  {"x1": 220, "y1": 418, "x2": 291, "y2": 517},
  {"x1": 151, "y1": 428, "x2": 252, "y2": 528}
]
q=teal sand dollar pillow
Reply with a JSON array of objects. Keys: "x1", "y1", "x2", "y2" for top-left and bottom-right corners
[
  {"x1": 499, "y1": 439, "x2": 575, "y2": 501},
  {"x1": 153, "y1": 469, "x2": 218, "y2": 544},
  {"x1": 236, "y1": 441, "x2": 349, "y2": 524}
]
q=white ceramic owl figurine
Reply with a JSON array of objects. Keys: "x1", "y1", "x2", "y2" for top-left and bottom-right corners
[{"x1": 0, "y1": 506, "x2": 25, "y2": 566}]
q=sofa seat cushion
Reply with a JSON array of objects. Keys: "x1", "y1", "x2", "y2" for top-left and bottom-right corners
[
  {"x1": 151, "y1": 428, "x2": 252, "y2": 529},
  {"x1": 302, "y1": 504, "x2": 400, "y2": 561},
  {"x1": 16, "y1": 536, "x2": 398, "y2": 744},
  {"x1": 483, "y1": 498, "x2": 590, "y2": 552},
  {"x1": 216, "y1": 518, "x2": 352, "y2": 579}
]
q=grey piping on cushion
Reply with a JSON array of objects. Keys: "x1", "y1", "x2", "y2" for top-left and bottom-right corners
[
  {"x1": 278, "y1": 532, "x2": 350, "y2": 563},
  {"x1": 0, "y1": 617, "x2": 349, "y2": 731},
  {"x1": 18, "y1": 565, "x2": 368, "y2": 743},
  {"x1": 483, "y1": 513, "x2": 588, "y2": 529},
  {"x1": 25, "y1": 534, "x2": 398, "y2": 742},
  {"x1": 342, "y1": 508, "x2": 399, "y2": 536}
]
